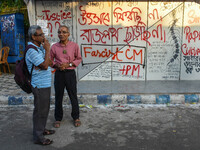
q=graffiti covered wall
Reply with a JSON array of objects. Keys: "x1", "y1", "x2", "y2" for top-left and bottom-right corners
[{"x1": 35, "y1": 1, "x2": 200, "y2": 81}]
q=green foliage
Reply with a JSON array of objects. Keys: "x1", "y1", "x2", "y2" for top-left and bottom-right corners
[
  {"x1": 0, "y1": 0, "x2": 29, "y2": 34},
  {"x1": 0, "y1": 0, "x2": 25, "y2": 12}
]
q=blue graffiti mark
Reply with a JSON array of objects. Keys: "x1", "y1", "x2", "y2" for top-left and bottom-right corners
[
  {"x1": 185, "y1": 95, "x2": 199, "y2": 103},
  {"x1": 156, "y1": 95, "x2": 170, "y2": 104},
  {"x1": 8, "y1": 96, "x2": 23, "y2": 105},
  {"x1": 97, "y1": 95, "x2": 112, "y2": 104},
  {"x1": 127, "y1": 95, "x2": 141, "y2": 104},
  {"x1": 1, "y1": 15, "x2": 15, "y2": 31}
]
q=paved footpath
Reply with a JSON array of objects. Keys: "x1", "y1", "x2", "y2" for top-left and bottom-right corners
[
  {"x1": 1, "y1": 74, "x2": 200, "y2": 106},
  {"x1": 1, "y1": 104, "x2": 200, "y2": 150},
  {"x1": 1, "y1": 74, "x2": 200, "y2": 149}
]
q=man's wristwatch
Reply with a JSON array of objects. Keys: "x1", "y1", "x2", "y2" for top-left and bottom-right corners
[{"x1": 69, "y1": 63, "x2": 73, "y2": 67}]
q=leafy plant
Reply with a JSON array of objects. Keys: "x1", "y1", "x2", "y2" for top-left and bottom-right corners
[{"x1": 0, "y1": 0, "x2": 29, "y2": 33}]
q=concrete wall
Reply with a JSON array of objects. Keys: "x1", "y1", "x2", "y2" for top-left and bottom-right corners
[{"x1": 33, "y1": 1, "x2": 200, "y2": 81}]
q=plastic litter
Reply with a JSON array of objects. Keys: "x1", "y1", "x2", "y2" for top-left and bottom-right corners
[
  {"x1": 79, "y1": 104, "x2": 85, "y2": 108},
  {"x1": 115, "y1": 105, "x2": 125, "y2": 108},
  {"x1": 86, "y1": 105, "x2": 93, "y2": 109},
  {"x1": 79, "y1": 104, "x2": 93, "y2": 109}
]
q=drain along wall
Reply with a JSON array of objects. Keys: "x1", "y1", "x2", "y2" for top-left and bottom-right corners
[{"x1": 35, "y1": 1, "x2": 200, "y2": 81}]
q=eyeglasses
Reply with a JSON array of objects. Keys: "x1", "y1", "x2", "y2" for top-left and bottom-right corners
[
  {"x1": 57, "y1": 31, "x2": 69, "y2": 34},
  {"x1": 34, "y1": 33, "x2": 45, "y2": 36}
]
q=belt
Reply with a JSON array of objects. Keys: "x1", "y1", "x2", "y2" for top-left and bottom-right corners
[{"x1": 58, "y1": 69, "x2": 74, "y2": 72}]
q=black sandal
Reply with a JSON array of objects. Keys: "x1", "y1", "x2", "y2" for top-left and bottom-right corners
[
  {"x1": 34, "y1": 138, "x2": 53, "y2": 145},
  {"x1": 74, "y1": 119, "x2": 81, "y2": 127},
  {"x1": 43, "y1": 129, "x2": 55, "y2": 135},
  {"x1": 53, "y1": 121, "x2": 61, "y2": 128}
]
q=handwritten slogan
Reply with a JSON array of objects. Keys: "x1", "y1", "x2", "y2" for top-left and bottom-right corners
[{"x1": 36, "y1": 1, "x2": 200, "y2": 81}]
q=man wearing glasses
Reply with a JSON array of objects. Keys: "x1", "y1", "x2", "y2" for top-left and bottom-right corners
[
  {"x1": 25, "y1": 25, "x2": 54, "y2": 145},
  {"x1": 50, "y1": 25, "x2": 82, "y2": 128}
]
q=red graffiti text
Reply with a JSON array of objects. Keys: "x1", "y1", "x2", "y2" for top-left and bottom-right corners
[
  {"x1": 80, "y1": 27, "x2": 122, "y2": 44},
  {"x1": 119, "y1": 65, "x2": 140, "y2": 78},
  {"x1": 83, "y1": 46, "x2": 143, "y2": 64},
  {"x1": 40, "y1": 10, "x2": 72, "y2": 21},
  {"x1": 188, "y1": 9, "x2": 200, "y2": 24},
  {"x1": 113, "y1": 7, "x2": 145, "y2": 26},
  {"x1": 78, "y1": 6, "x2": 110, "y2": 26},
  {"x1": 148, "y1": 9, "x2": 162, "y2": 21},
  {"x1": 124, "y1": 24, "x2": 166, "y2": 46},
  {"x1": 184, "y1": 26, "x2": 200, "y2": 43},
  {"x1": 181, "y1": 43, "x2": 200, "y2": 56}
]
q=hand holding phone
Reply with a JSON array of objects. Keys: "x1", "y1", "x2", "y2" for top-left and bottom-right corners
[{"x1": 42, "y1": 38, "x2": 50, "y2": 51}]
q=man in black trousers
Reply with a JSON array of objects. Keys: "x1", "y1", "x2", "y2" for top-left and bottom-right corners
[{"x1": 50, "y1": 25, "x2": 82, "y2": 128}]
